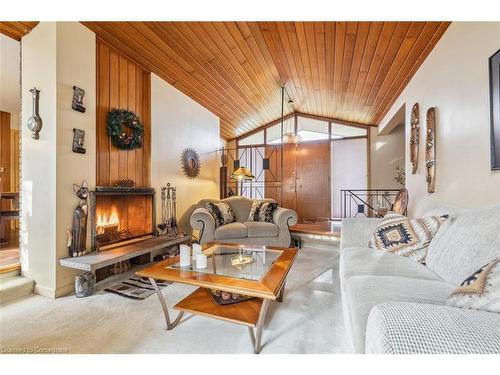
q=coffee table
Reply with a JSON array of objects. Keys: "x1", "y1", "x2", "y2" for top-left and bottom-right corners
[{"x1": 136, "y1": 242, "x2": 298, "y2": 353}]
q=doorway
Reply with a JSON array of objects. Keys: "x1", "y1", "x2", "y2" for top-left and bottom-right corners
[
  {"x1": 0, "y1": 33, "x2": 21, "y2": 274},
  {"x1": 0, "y1": 111, "x2": 21, "y2": 272},
  {"x1": 282, "y1": 141, "x2": 331, "y2": 219}
]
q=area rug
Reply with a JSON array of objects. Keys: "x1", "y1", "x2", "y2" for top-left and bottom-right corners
[{"x1": 104, "y1": 276, "x2": 170, "y2": 300}]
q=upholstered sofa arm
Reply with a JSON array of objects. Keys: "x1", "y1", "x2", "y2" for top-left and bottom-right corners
[
  {"x1": 272, "y1": 207, "x2": 298, "y2": 247},
  {"x1": 340, "y1": 218, "x2": 382, "y2": 250},
  {"x1": 190, "y1": 208, "x2": 216, "y2": 244},
  {"x1": 365, "y1": 302, "x2": 500, "y2": 354},
  {"x1": 274, "y1": 207, "x2": 298, "y2": 230}
]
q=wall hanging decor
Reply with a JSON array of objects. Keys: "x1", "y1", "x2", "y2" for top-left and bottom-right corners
[
  {"x1": 72, "y1": 86, "x2": 86, "y2": 113},
  {"x1": 72, "y1": 128, "x2": 86, "y2": 154},
  {"x1": 106, "y1": 108, "x2": 144, "y2": 150},
  {"x1": 410, "y1": 103, "x2": 420, "y2": 174},
  {"x1": 67, "y1": 180, "x2": 89, "y2": 257},
  {"x1": 27, "y1": 87, "x2": 42, "y2": 140},
  {"x1": 425, "y1": 107, "x2": 436, "y2": 193},
  {"x1": 489, "y1": 48, "x2": 500, "y2": 170},
  {"x1": 181, "y1": 148, "x2": 201, "y2": 179}
]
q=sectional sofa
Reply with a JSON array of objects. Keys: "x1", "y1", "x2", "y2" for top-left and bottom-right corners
[{"x1": 339, "y1": 205, "x2": 500, "y2": 354}]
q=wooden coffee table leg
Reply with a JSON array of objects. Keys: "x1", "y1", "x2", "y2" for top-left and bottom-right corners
[
  {"x1": 277, "y1": 281, "x2": 286, "y2": 302},
  {"x1": 248, "y1": 299, "x2": 270, "y2": 354},
  {"x1": 149, "y1": 278, "x2": 184, "y2": 330}
]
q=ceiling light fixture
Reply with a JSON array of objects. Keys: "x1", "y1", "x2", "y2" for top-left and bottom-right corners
[{"x1": 280, "y1": 87, "x2": 301, "y2": 145}]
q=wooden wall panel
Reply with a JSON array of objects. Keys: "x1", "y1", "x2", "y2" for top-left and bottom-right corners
[
  {"x1": 96, "y1": 38, "x2": 151, "y2": 187},
  {"x1": 0, "y1": 111, "x2": 12, "y2": 196}
]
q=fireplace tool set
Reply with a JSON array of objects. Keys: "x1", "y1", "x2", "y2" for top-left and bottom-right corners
[{"x1": 157, "y1": 183, "x2": 182, "y2": 237}]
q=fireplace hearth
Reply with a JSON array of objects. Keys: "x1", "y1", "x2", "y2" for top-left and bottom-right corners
[{"x1": 89, "y1": 187, "x2": 156, "y2": 251}]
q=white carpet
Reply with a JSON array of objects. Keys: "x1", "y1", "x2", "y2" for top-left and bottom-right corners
[{"x1": 0, "y1": 246, "x2": 351, "y2": 354}]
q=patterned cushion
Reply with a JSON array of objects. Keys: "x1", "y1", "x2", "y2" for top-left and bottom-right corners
[
  {"x1": 369, "y1": 212, "x2": 447, "y2": 264},
  {"x1": 446, "y1": 259, "x2": 500, "y2": 313},
  {"x1": 247, "y1": 200, "x2": 278, "y2": 223},
  {"x1": 206, "y1": 201, "x2": 235, "y2": 227}
]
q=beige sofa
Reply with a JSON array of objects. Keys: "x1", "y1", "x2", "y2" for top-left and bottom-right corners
[
  {"x1": 340, "y1": 205, "x2": 500, "y2": 354},
  {"x1": 189, "y1": 196, "x2": 298, "y2": 247}
]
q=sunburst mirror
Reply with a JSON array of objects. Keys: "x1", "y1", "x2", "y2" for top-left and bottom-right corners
[{"x1": 181, "y1": 148, "x2": 201, "y2": 179}]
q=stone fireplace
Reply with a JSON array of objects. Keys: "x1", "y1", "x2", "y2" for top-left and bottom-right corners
[{"x1": 89, "y1": 187, "x2": 156, "y2": 251}]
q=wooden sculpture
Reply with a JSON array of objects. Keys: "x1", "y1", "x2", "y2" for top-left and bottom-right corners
[
  {"x1": 426, "y1": 108, "x2": 436, "y2": 193},
  {"x1": 410, "y1": 103, "x2": 420, "y2": 174},
  {"x1": 68, "y1": 180, "x2": 90, "y2": 257}
]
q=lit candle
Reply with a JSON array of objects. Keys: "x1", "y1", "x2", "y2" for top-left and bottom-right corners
[
  {"x1": 196, "y1": 253, "x2": 207, "y2": 269},
  {"x1": 180, "y1": 244, "x2": 191, "y2": 267},
  {"x1": 192, "y1": 243, "x2": 203, "y2": 259}
]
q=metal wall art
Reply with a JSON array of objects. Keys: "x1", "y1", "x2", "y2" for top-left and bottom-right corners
[
  {"x1": 72, "y1": 128, "x2": 86, "y2": 154},
  {"x1": 67, "y1": 180, "x2": 89, "y2": 257},
  {"x1": 181, "y1": 148, "x2": 201, "y2": 179},
  {"x1": 489, "y1": 49, "x2": 500, "y2": 170},
  {"x1": 410, "y1": 103, "x2": 420, "y2": 174},
  {"x1": 72, "y1": 86, "x2": 86, "y2": 113},
  {"x1": 27, "y1": 87, "x2": 42, "y2": 140},
  {"x1": 425, "y1": 108, "x2": 436, "y2": 193}
]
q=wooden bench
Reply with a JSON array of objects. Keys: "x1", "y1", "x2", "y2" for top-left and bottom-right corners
[{"x1": 59, "y1": 234, "x2": 190, "y2": 274}]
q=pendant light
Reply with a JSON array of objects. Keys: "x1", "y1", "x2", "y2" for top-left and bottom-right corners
[{"x1": 281, "y1": 87, "x2": 301, "y2": 145}]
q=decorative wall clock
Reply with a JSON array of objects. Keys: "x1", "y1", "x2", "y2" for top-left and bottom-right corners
[
  {"x1": 425, "y1": 107, "x2": 436, "y2": 193},
  {"x1": 181, "y1": 148, "x2": 201, "y2": 179},
  {"x1": 27, "y1": 87, "x2": 42, "y2": 140},
  {"x1": 410, "y1": 103, "x2": 420, "y2": 174}
]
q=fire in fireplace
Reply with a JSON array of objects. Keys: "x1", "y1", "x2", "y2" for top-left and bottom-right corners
[
  {"x1": 90, "y1": 187, "x2": 156, "y2": 251},
  {"x1": 95, "y1": 205, "x2": 132, "y2": 245}
]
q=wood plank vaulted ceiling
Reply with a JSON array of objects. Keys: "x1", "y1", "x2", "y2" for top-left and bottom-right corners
[
  {"x1": 0, "y1": 22, "x2": 38, "y2": 41},
  {"x1": 1, "y1": 21, "x2": 450, "y2": 139}
]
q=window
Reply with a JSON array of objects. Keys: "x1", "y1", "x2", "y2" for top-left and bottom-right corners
[
  {"x1": 238, "y1": 130, "x2": 264, "y2": 146},
  {"x1": 297, "y1": 116, "x2": 329, "y2": 141},
  {"x1": 331, "y1": 123, "x2": 367, "y2": 139},
  {"x1": 266, "y1": 123, "x2": 282, "y2": 144}
]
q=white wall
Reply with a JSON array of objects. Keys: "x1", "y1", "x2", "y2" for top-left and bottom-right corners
[
  {"x1": 0, "y1": 34, "x2": 21, "y2": 128},
  {"x1": 21, "y1": 22, "x2": 58, "y2": 296},
  {"x1": 370, "y1": 123, "x2": 405, "y2": 189},
  {"x1": 21, "y1": 22, "x2": 96, "y2": 297},
  {"x1": 331, "y1": 138, "x2": 368, "y2": 218},
  {"x1": 151, "y1": 73, "x2": 220, "y2": 233},
  {"x1": 379, "y1": 22, "x2": 500, "y2": 216},
  {"x1": 55, "y1": 23, "x2": 96, "y2": 296}
]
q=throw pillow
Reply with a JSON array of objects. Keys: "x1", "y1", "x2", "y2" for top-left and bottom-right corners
[
  {"x1": 446, "y1": 259, "x2": 500, "y2": 313},
  {"x1": 247, "y1": 200, "x2": 278, "y2": 223},
  {"x1": 369, "y1": 212, "x2": 448, "y2": 264},
  {"x1": 206, "y1": 201, "x2": 235, "y2": 227}
]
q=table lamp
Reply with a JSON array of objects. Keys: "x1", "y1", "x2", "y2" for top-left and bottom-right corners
[{"x1": 230, "y1": 167, "x2": 255, "y2": 195}]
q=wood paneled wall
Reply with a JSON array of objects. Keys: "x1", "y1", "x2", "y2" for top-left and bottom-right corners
[
  {"x1": 1, "y1": 111, "x2": 12, "y2": 195},
  {"x1": 96, "y1": 38, "x2": 151, "y2": 187}
]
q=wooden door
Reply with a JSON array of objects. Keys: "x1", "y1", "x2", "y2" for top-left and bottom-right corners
[
  {"x1": 281, "y1": 143, "x2": 297, "y2": 212},
  {"x1": 1, "y1": 111, "x2": 12, "y2": 239},
  {"x1": 281, "y1": 140, "x2": 331, "y2": 219},
  {"x1": 0, "y1": 112, "x2": 11, "y2": 195},
  {"x1": 295, "y1": 140, "x2": 331, "y2": 219}
]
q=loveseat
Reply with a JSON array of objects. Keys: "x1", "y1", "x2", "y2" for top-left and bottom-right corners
[
  {"x1": 339, "y1": 205, "x2": 500, "y2": 354},
  {"x1": 190, "y1": 196, "x2": 298, "y2": 247}
]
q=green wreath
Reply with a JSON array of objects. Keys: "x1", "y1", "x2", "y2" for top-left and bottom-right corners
[{"x1": 106, "y1": 108, "x2": 144, "y2": 150}]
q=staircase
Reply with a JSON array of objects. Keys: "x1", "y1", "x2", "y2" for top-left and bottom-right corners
[{"x1": 0, "y1": 271, "x2": 34, "y2": 305}]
